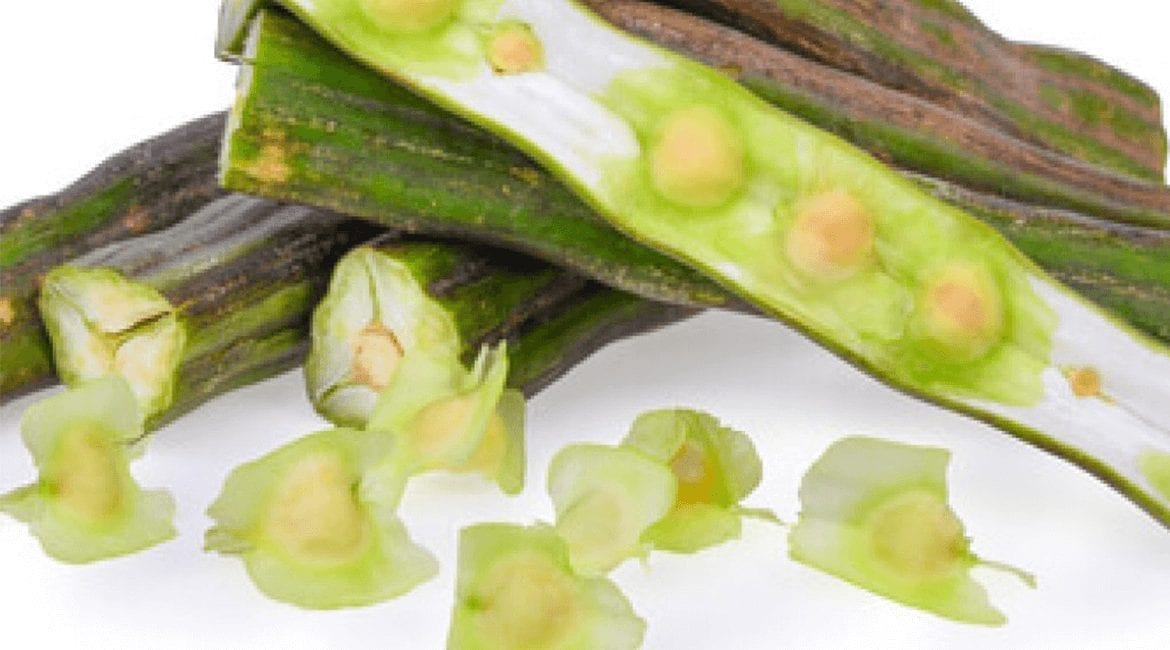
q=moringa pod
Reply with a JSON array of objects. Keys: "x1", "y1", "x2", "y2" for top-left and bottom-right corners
[
  {"x1": 0, "y1": 113, "x2": 228, "y2": 400},
  {"x1": 6, "y1": 188, "x2": 694, "y2": 431},
  {"x1": 215, "y1": 1, "x2": 1170, "y2": 529},
  {"x1": 585, "y1": 0, "x2": 1170, "y2": 229},
  {"x1": 218, "y1": 9, "x2": 1170, "y2": 352},
  {"x1": 651, "y1": 0, "x2": 1167, "y2": 181}
]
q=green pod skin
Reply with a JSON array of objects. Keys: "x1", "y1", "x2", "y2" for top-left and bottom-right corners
[
  {"x1": 368, "y1": 239, "x2": 698, "y2": 385},
  {"x1": 218, "y1": 0, "x2": 1169, "y2": 181},
  {"x1": 652, "y1": 0, "x2": 1167, "y2": 182},
  {"x1": 220, "y1": 11, "x2": 1170, "y2": 349},
  {"x1": 585, "y1": 0, "x2": 1170, "y2": 230},
  {"x1": 0, "y1": 113, "x2": 228, "y2": 400},
  {"x1": 221, "y1": 9, "x2": 732, "y2": 309},
  {"x1": 215, "y1": 2, "x2": 1170, "y2": 527}
]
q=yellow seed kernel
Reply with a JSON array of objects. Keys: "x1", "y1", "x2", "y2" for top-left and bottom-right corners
[
  {"x1": 920, "y1": 265, "x2": 1004, "y2": 359},
  {"x1": 649, "y1": 106, "x2": 746, "y2": 209},
  {"x1": 263, "y1": 453, "x2": 369, "y2": 563},
  {"x1": 785, "y1": 190, "x2": 875, "y2": 279},
  {"x1": 487, "y1": 23, "x2": 543, "y2": 74},
  {"x1": 411, "y1": 394, "x2": 477, "y2": 466},
  {"x1": 868, "y1": 490, "x2": 967, "y2": 580},
  {"x1": 350, "y1": 323, "x2": 404, "y2": 391},
  {"x1": 358, "y1": 0, "x2": 458, "y2": 34},
  {"x1": 1065, "y1": 367, "x2": 1104, "y2": 399},
  {"x1": 455, "y1": 413, "x2": 507, "y2": 475},
  {"x1": 0, "y1": 297, "x2": 14, "y2": 326},
  {"x1": 52, "y1": 430, "x2": 124, "y2": 522},
  {"x1": 473, "y1": 552, "x2": 582, "y2": 649},
  {"x1": 670, "y1": 439, "x2": 717, "y2": 505}
]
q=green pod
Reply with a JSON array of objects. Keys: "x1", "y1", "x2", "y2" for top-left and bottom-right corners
[
  {"x1": 585, "y1": 0, "x2": 1170, "y2": 229},
  {"x1": 38, "y1": 265, "x2": 188, "y2": 420},
  {"x1": 8, "y1": 191, "x2": 694, "y2": 433},
  {"x1": 216, "y1": 2, "x2": 1170, "y2": 528},
  {"x1": 306, "y1": 238, "x2": 697, "y2": 428},
  {"x1": 30, "y1": 194, "x2": 380, "y2": 430},
  {"x1": 218, "y1": 11, "x2": 1170, "y2": 351},
  {"x1": 653, "y1": 0, "x2": 1167, "y2": 181},
  {"x1": 1, "y1": 113, "x2": 227, "y2": 401},
  {"x1": 220, "y1": 9, "x2": 730, "y2": 308},
  {"x1": 306, "y1": 240, "x2": 576, "y2": 427}
]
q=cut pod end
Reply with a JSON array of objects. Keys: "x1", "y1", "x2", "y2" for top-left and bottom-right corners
[
  {"x1": 38, "y1": 265, "x2": 185, "y2": 420},
  {"x1": 306, "y1": 246, "x2": 460, "y2": 428}
]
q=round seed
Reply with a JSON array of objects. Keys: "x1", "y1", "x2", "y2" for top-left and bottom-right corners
[
  {"x1": 785, "y1": 189, "x2": 875, "y2": 279},
  {"x1": 350, "y1": 323, "x2": 404, "y2": 391},
  {"x1": 411, "y1": 393, "x2": 477, "y2": 466},
  {"x1": 649, "y1": 106, "x2": 746, "y2": 209},
  {"x1": 455, "y1": 413, "x2": 507, "y2": 474},
  {"x1": 487, "y1": 23, "x2": 543, "y2": 74},
  {"x1": 920, "y1": 265, "x2": 1004, "y2": 359}
]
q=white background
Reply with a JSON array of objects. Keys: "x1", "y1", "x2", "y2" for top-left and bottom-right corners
[{"x1": 2, "y1": 1, "x2": 1169, "y2": 648}]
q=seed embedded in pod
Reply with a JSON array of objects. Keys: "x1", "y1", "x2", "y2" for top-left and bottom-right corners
[
  {"x1": 1065, "y1": 367, "x2": 1103, "y2": 399},
  {"x1": 649, "y1": 106, "x2": 746, "y2": 209},
  {"x1": 486, "y1": 23, "x2": 543, "y2": 74},
  {"x1": 350, "y1": 323, "x2": 404, "y2": 391},
  {"x1": 919, "y1": 264, "x2": 1005, "y2": 360},
  {"x1": 785, "y1": 189, "x2": 875, "y2": 279},
  {"x1": 358, "y1": 0, "x2": 459, "y2": 34}
]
